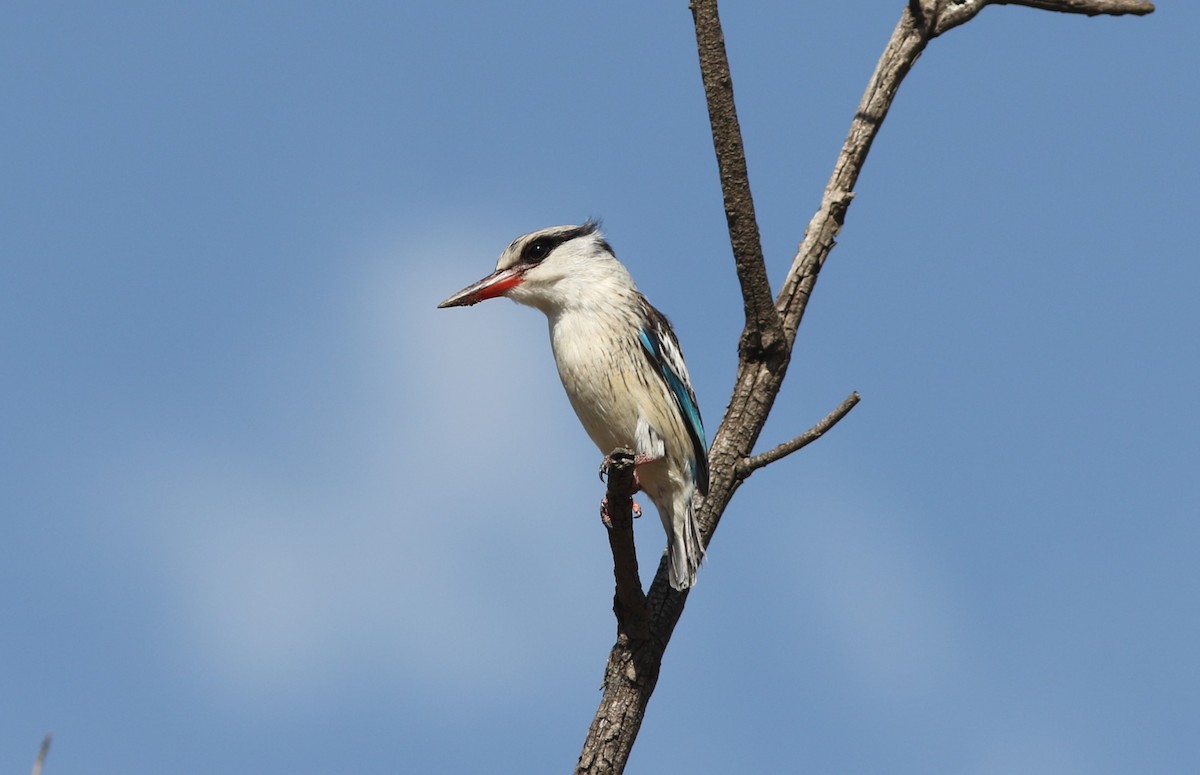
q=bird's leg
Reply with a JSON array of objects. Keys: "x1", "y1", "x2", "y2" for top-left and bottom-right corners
[
  {"x1": 630, "y1": 452, "x2": 659, "y2": 484},
  {"x1": 597, "y1": 450, "x2": 664, "y2": 526},
  {"x1": 624, "y1": 451, "x2": 667, "y2": 520}
]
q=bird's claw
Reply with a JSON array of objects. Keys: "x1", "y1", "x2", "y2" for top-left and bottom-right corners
[
  {"x1": 600, "y1": 495, "x2": 643, "y2": 528},
  {"x1": 600, "y1": 450, "x2": 646, "y2": 528},
  {"x1": 599, "y1": 450, "x2": 638, "y2": 483}
]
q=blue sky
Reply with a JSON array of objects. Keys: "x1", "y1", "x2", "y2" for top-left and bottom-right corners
[{"x1": 2, "y1": 2, "x2": 1195, "y2": 773}]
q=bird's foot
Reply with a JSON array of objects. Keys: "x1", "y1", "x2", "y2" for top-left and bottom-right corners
[
  {"x1": 598, "y1": 452, "x2": 632, "y2": 483},
  {"x1": 600, "y1": 495, "x2": 643, "y2": 529},
  {"x1": 599, "y1": 449, "x2": 650, "y2": 528},
  {"x1": 600, "y1": 450, "x2": 657, "y2": 493}
]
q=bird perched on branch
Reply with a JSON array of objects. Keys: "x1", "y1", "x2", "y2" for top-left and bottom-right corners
[{"x1": 437, "y1": 222, "x2": 709, "y2": 590}]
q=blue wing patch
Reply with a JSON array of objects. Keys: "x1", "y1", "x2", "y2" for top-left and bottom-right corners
[{"x1": 638, "y1": 303, "x2": 709, "y2": 495}]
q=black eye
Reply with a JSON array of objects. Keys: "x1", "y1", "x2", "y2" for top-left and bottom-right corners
[{"x1": 523, "y1": 238, "x2": 550, "y2": 264}]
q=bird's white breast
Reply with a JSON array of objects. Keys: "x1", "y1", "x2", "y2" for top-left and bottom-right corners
[{"x1": 548, "y1": 308, "x2": 648, "y2": 456}]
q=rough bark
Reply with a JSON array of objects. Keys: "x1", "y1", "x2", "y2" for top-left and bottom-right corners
[{"x1": 600, "y1": 450, "x2": 648, "y2": 642}]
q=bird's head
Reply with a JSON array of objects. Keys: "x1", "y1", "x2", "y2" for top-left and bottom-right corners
[{"x1": 437, "y1": 221, "x2": 629, "y2": 313}]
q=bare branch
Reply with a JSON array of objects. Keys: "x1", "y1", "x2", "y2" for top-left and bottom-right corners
[
  {"x1": 601, "y1": 449, "x2": 648, "y2": 640},
  {"x1": 689, "y1": 0, "x2": 787, "y2": 365},
  {"x1": 994, "y1": 0, "x2": 1153, "y2": 11},
  {"x1": 576, "y1": 1, "x2": 1153, "y2": 771},
  {"x1": 576, "y1": 553, "x2": 695, "y2": 775},
  {"x1": 777, "y1": 2, "x2": 931, "y2": 345},
  {"x1": 932, "y1": 0, "x2": 1154, "y2": 35},
  {"x1": 736, "y1": 392, "x2": 861, "y2": 479},
  {"x1": 776, "y1": 0, "x2": 1154, "y2": 337}
]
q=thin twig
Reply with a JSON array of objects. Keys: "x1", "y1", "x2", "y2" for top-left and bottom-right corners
[
  {"x1": 737, "y1": 392, "x2": 861, "y2": 479},
  {"x1": 31, "y1": 733, "x2": 52, "y2": 775},
  {"x1": 993, "y1": 0, "x2": 1152, "y2": 15},
  {"x1": 933, "y1": 0, "x2": 1154, "y2": 35}
]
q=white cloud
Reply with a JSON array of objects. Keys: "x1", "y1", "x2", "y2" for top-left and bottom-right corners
[{"x1": 111, "y1": 217, "x2": 613, "y2": 710}]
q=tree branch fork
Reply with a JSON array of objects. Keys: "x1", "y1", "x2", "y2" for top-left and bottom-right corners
[
  {"x1": 596, "y1": 385, "x2": 863, "y2": 643},
  {"x1": 577, "y1": 0, "x2": 1152, "y2": 772}
]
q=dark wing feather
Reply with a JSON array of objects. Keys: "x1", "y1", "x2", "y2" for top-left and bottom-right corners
[{"x1": 637, "y1": 299, "x2": 709, "y2": 495}]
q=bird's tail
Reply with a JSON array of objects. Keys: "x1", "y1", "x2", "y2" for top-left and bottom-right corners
[{"x1": 667, "y1": 489, "x2": 705, "y2": 591}]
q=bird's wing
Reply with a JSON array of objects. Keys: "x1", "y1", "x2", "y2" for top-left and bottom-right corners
[{"x1": 637, "y1": 300, "x2": 710, "y2": 495}]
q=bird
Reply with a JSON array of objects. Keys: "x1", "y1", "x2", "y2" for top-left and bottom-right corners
[{"x1": 437, "y1": 222, "x2": 709, "y2": 590}]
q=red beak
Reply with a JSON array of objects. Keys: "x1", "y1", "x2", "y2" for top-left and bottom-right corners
[{"x1": 437, "y1": 267, "x2": 524, "y2": 308}]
